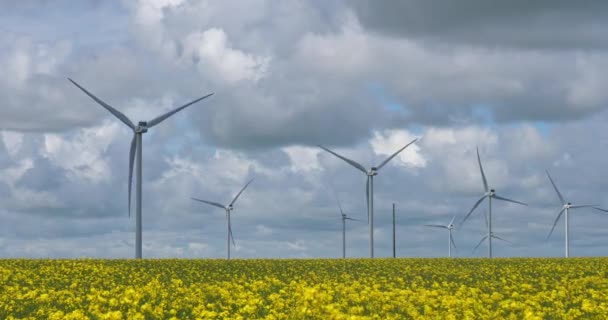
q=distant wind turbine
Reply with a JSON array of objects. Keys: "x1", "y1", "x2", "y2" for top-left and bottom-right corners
[
  {"x1": 332, "y1": 191, "x2": 361, "y2": 259},
  {"x1": 461, "y1": 146, "x2": 527, "y2": 258},
  {"x1": 191, "y1": 178, "x2": 254, "y2": 259},
  {"x1": 545, "y1": 170, "x2": 607, "y2": 257},
  {"x1": 473, "y1": 209, "x2": 512, "y2": 254},
  {"x1": 69, "y1": 78, "x2": 213, "y2": 259},
  {"x1": 425, "y1": 216, "x2": 457, "y2": 257},
  {"x1": 318, "y1": 139, "x2": 417, "y2": 258}
]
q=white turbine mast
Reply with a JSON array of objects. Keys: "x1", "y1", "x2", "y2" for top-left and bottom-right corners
[
  {"x1": 191, "y1": 178, "x2": 254, "y2": 259},
  {"x1": 69, "y1": 78, "x2": 213, "y2": 259},
  {"x1": 424, "y1": 216, "x2": 457, "y2": 257},
  {"x1": 318, "y1": 138, "x2": 417, "y2": 258},
  {"x1": 332, "y1": 190, "x2": 361, "y2": 259},
  {"x1": 473, "y1": 209, "x2": 512, "y2": 254},
  {"x1": 545, "y1": 170, "x2": 607, "y2": 257},
  {"x1": 461, "y1": 146, "x2": 527, "y2": 258}
]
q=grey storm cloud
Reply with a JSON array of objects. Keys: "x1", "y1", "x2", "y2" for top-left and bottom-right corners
[
  {"x1": 349, "y1": 0, "x2": 608, "y2": 50},
  {"x1": 0, "y1": 0, "x2": 608, "y2": 259}
]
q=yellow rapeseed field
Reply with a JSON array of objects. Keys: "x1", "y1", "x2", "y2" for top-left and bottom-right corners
[{"x1": 0, "y1": 258, "x2": 606, "y2": 319}]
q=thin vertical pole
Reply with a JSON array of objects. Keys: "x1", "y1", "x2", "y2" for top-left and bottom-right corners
[
  {"x1": 448, "y1": 229, "x2": 452, "y2": 258},
  {"x1": 565, "y1": 208, "x2": 569, "y2": 258},
  {"x1": 488, "y1": 196, "x2": 492, "y2": 258},
  {"x1": 392, "y1": 203, "x2": 396, "y2": 258},
  {"x1": 342, "y1": 218, "x2": 346, "y2": 259},
  {"x1": 227, "y1": 209, "x2": 231, "y2": 260},
  {"x1": 369, "y1": 176, "x2": 374, "y2": 258},
  {"x1": 135, "y1": 133, "x2": 143, "y2": 259}
]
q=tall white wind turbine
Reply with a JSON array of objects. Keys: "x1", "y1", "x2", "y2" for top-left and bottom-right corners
[
  {"x1": 424, "y1": 216, "x2": 457, "y2": 257},
  {"x1": 333, "y1": 192, "x2": 361, "y2": 259},
  {"x1": 69, "y1": 78, "x2": 213, "y2": 259},
  {"x1": 461, "y1": 146, "x2": 527, "y2": 258},
  {"x1": 191, "y1": 179, "x2": 254, "y2": 259},
  {"x1": 318, "y1": 139, "x2": 417, "y2": 258},
  {"x1": 473, "y1": 209, "x2": 512, "y2": 254},
  {"x1": 545, "y1": 170, "x2": 607, "y2": 257}
]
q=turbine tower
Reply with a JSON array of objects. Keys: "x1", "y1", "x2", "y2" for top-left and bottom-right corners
[
  {"x1": 424, "y1": 216, "x2": 457, "y2": 257},
  {"x1": 69, "y1": 78, "x2": 213, "y2": 259},
  {"x1": 473, "y1": 210, "x2": 511, "y2": 254},
  {"x1": 545, "y1": 170, "x2": 606, "y2": 257},
  {"x1": 333, "y1": 191, "x2": 361, "y2": 259},
  {"x1": 318, "y1": 138, "x2": 417, "y2": 258},
  {"x1": 461, "y1": 146, "x2": 527, "y2": 258},
  {"x1": 192, "y1": 179, "x2": 254, "y2": 259}
]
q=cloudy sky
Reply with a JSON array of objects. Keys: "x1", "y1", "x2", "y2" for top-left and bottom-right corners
[{"x1": 1, "y1": 0, "x2": 608, "y2": 258}]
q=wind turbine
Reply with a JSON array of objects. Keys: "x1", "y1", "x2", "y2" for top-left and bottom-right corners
[
  {"x1": 424, "y1": 216, "x2": 457, "y2": 257},
  {"x1": 333, "y1": 191, "x2": 361, "y2": 259},
  {"x1": 473, "y1": 209, "x2": 512, "y2": 254},
  {"x1": 545, "y1": 170, "x2": 607, "y2": 257},
  {"x1": 461, "y1": 146, "x2": 527, "y2": 258},
  {"x1": 191, "y1": 178, "x2": 254, "y2": 259},
  {"x1": 318, "y1": 138, "x2": 417, "y2": 258},
  {"x1": 68, "y1": 78, "x2": 213, "y2": 259}
]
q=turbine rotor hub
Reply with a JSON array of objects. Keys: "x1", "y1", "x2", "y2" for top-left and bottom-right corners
[
  {"x1": 135, "y1": 122, "x2": 148, "y2": 133},
  {"x1": 368, "y1": 168, "x2": 378, "y2": 176}
]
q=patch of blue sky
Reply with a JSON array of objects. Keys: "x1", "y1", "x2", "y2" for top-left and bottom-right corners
[
  {"x1": 530, "y1": 121, "x2": 552, "y2": 137},
  {"x1": 0, "y1": 1, "x2": 129, "y2": 46},
  {"x1": 471, "y1": 105, "x2": 496, "y2": 128},
  {"x1": 147, "y1": 112, "x2": 205, "y2": 157},
  {"x1": 503, "y1": 120, "x2": 553, "y2": 137},
  {"x1": 407, "y1": 124, "x2": 425, "y2": 136},
  {"x1": 366, "y1": 82, "x2": 410, "y2": 116},
  {"x1": 473, "y1": 105, "x2": 553, "y2": 137}
]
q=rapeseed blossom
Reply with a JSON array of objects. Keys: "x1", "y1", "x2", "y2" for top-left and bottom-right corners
[{"x1": 0, "y1": 258, "x2": 607, "y2": 319}]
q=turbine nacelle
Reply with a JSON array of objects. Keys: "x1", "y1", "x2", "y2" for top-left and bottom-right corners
[
  {"x1": 368, "y1": 168, "x2": 378, "y2": 176},
  {"x1": 135, "y1": 121, "x2": 148, "y2": 133}
]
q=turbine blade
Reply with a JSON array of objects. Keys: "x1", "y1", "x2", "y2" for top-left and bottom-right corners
[
  {"x1": 546, "y1": 208, "x2": 566, "y2": 240},
  {"x1": 230, "y1": 178, "x2": 254, "y2": 206},
  {"x1": 376, "y1": 138, "x2": 418, "y2": 170},
  {"x1": 545, "y1": 170, "x2": 565, "y2": 205},
  {"x1": 128, "y1": 134, "x2": 136, "y2": 218},
  {"x1": 331, "y1": 187, "x2": 344, "y2": 216},
  {"x1": 593, "y1": 207, "x2": 608, "y2": 213},
  {"x1": 345, "y1": 217, "x2": 361, "y2": 221},
  {"x1": 318, "y1": 145, "x2": 367, "y2": 174},
  {"x1": 491, "y1": 234, "x2": 512, "y2": 244},
  {"x1": 461, "y1": 195, "x2": 487, "y2": 226},
  {"x1": 473, "y1": 235, "x2": 488, "y2": 252},
  {"x1": 424, "y1": 224, "x2": 448, "y2": 229},
  {"x1": 569, "y1": 204, "x2": 597, "y2": 209},
  {"x1": 191, "y1": 197, "x2": 225, "y2": 209},
  {"x1": 146, "y1": 93, "x2": 214, "y2": 128},
  {"x1": 493, "y1": 195, "x2": 527, "y2": 206},
  {"x1": 450, "y1": 233, "x2": 457, "y2": 250},
  {"x1": 68, "y1": 78, "x2": 135, "y2": 129},
  {"x1": 477, "y1": 146, "x2": 489, "y2": 193}
]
